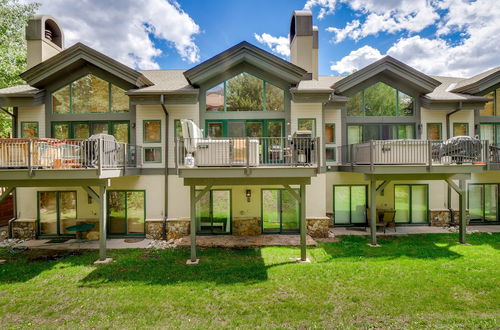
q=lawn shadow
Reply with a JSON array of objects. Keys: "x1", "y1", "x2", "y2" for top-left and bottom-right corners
[
  {"x1": 79, "y1": 247, "x2": 293, "y2": 287},
  {"x1": 320, "y1": 234, "x2": 467, "y2": 261}
]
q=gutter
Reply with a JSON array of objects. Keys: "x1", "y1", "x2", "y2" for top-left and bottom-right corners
[
  {"x1": 160, "y1": 95, "x2": 169, "y2": 241},
  {"x1": 8, "y1": 217, "x2": 17, "y2": 239},
  {"x1": 445, "y1": 101, "x2": 462, "y2": 212}
]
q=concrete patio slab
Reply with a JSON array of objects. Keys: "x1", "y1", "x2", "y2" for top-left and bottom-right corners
[{"x1": 13, "y1": 238, "x2": 153, "y2": 250}]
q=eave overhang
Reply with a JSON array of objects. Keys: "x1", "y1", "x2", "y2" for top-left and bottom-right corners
[
  {"x1": 184, "y1": 41, "x2": 308, "y2": 86},
  {"x1": 332, "y1": 56, "x2": 441, "y2": 95},
  {"x1": 20, "y1": 42, "x2": 154, "y2": 89},
  {"x1": 450, "y1": 67, "x2": 500, "y2": 94}
]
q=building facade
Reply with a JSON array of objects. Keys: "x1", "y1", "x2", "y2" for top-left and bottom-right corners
[{"x1": 0, "y1": 11, "x2": 499, "y2": 260}]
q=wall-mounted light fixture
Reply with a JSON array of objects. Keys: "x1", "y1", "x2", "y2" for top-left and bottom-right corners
[{"x1": 245, "y1": 189, "x2": 251, "y2": 202}]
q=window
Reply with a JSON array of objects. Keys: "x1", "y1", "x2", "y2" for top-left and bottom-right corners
[
  {"x1": 394, "y1": 184, "x2": 428, "y2": 224},
  {"x1": 52, "y1": 74, "x2": 129, "y2": 114},
  {"x1": 325, "y1": 147, "x2": 336, "y2": 162},
  {"x1": 174, "y1": 119, "x2": 183, "y2": 138},
  {"x1": 346, "y1": 124, "x2": 415, "y2": 144},
  {"x1": 196, "y1": 190, "x2": 231, "y2": 234},
  {"x1": 480, "y1": 123, "x2": 500, "y2": 145},
  {"x1": 453, "y1": 123, "x2": 469, "y2": 137},
  {"x1": 144, "y1": 147, "x2": 162, "y2": 163},
  {"x1": 205, "y1": 120, "x2": 284, "y2": 138},
  {"x1": 38, "y1": 191, "x2": 77, "y2": 236},
  {"x1": 333, "y1": 185, "x2": 367, "y2": 225},
  {"x1": 298, "y1": 118, "x2": 316, "y2": 135},
  {"x1": 205, "y1": 72, "x2": 284, "y2": 112},
  {"x1": 143, "y1": 120, "x2": 161, "y2": 143},
  {"x1": 20, "y1": 122, "x2": 38, "y2": 138},
  {"x1": 108, "y1": 191, "x2": 145, "y2": 235},
  {"x1": 468, "y1": 184, "x2": 499, "y2": 223},
  {"x1": 427, "y1": 123, "x2": 442, "y2": 141},
  {"x1": 51, "y1": 121, "x2": 129, "y2": 143},
  {"x1": 262, "y1": 189, "x2": 299, "y2": 233},
  {"x1": 480, "y1": 88, "x2": 499, "y2": 116},
  {"x1": 346, "y1": 82, "x2": 414, "y2": 117}
]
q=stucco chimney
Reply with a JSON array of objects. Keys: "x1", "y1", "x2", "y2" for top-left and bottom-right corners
[
  {"x1": 25, "y1": 15, "x2": 64, "y2": 69},
  {"x1": 289, "y1": 10, "x2": 318, "y2": 80}
]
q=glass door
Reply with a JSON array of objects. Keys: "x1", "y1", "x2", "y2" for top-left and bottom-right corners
[
  {"x1": 38, "y1": 191, "x2": 77, "y2": 236},
  {"x1": 108, "y1": 191, "x2": 145, "y2": 236},
  {"x1": 395, "y1": 185, "x2": 428, "y2": 224},
  {"x1": 195, "y1": 190, "x2": 231, "y2": 234},
  {"x1": 468, "y1": 184, "x2": 499, "y2": 223},
  {"x1": 262, "y1": 189, "x2": 299, "y2": 233},
  {"x1": 265, "y1": 120, "x2": 285, "y2": 164},
  {"x1": 333, "y1": 185, "x2": 367, "y2": 225}
]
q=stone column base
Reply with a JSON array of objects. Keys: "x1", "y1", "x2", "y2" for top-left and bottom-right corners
[
  {"x1": 429, "y1": 209, "x2": 470, "y2": 227},
  {"x1": 233, "y1": 217, "x2": 261, "y2": 236},
  {"x1": 11, "y1": 220, "x2": 36, "y2": 240}
]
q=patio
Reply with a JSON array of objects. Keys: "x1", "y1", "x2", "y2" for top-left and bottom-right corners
[{"x1": 3, "y1": 225, "x2": 499, "y2": 250}]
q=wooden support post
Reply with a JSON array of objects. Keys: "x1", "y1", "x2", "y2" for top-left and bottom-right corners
[
  {"x1": 187, "y1": 185, "x2": 199, "y2": 264},
  {"x1": 94, "y1": 182, "x2": 112, "y2": 265},
  {"x1": 300, "y1": 183, "x2": 307, "y2": 261},
  {"x1": 459, "y1": 179, "x2": 467, "y2": 244},
  {"x1": 370, "y1": 177, "x2": 378, "y2": 246}
]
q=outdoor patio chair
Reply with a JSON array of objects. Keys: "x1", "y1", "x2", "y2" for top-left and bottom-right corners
[{"x1": 376, "y1": 210, "x2": 396, "y2": 233}]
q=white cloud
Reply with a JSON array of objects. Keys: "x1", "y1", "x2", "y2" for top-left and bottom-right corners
[
  {"x1": 330, "y1": 45, "x2": 382, "y2": 74},
  {"x1": 254, "y1": 33, "x2": 290, "y2": 57},
  {"x1": 329, "y1": 0, "x2": 500, "y2": 77},
  {"x1": 26, "y1": 0, "x2": 201, "y2": 69},
  {"x1": 304, "y1": 0, "x2": 337, "y2": 20}
]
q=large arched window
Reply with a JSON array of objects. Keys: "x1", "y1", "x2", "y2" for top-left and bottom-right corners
[
  {"x1": 52, "y1": 74, "x2": 129, "y2": 114},
  {"x1": 346, "y1": 82, "x2": 414, "y2": 117},
  {"x1": 205, "y1": 72, "x2": 284, "y2": 112}
]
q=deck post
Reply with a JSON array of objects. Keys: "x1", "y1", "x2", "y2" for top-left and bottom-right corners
[
  {"x1": 370, "y1": 176, "x2": 378, "y2": 246},
  {"x1": 459, "y1": 179, "x2": 467, "y2": 244},
  {"x1": 94, "y1": 181, "x2": 112, "y2": 264},
  {"x1": 187, "y1": 185, "x2": 199, "y2": 264},
  {"x1": 300, "y1": 183, "x2": 307, "y2": 261}
]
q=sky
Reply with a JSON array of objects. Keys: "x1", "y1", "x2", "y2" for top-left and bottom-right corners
[{"x1": 27, "y1": 0, "x2": 500, "y2": 78}]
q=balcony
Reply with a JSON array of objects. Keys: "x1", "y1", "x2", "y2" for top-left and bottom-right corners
[
  {"x1": 175, "y1": 137, "x2": 320, "y2": 179},
  {"x1": 0, "y1": 138, "x2": 141, "y2": 180},
  {"x1": 338, "y1": 139, "x2": 494, "y2": 174}
]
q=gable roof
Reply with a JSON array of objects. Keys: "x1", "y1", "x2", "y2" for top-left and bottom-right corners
[
  {"x1": 128, "y1": 70, "x2": 197, "y2": 95},
  {"x1": 183, "y1": 41, "x2": 307, "y2": 86},
  {"x1": 332, "y1": 56, "x2": 441, "y2": 95},
  {"x1": 450, "y1": 66, "x2": 500, "y2": 94},
  {"x1": 20, "y1": 42, "x2": 154, "y2": 88},
  {"x1": 422, "y1": 76, "x2": 491, "y2": 104}
]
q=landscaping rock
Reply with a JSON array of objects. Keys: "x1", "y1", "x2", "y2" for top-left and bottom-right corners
[
  {"x1": 306, "y1": 218, "x2": 331, "y2": 238},
  {"x1": 0, "y1": 238, "x2": 24, "y2": 248},
  {"x1": 147, "y1": 239, "x2": 183, "y2": 250}
]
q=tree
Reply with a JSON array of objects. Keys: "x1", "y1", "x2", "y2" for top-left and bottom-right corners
[{"x1": 0, "y1": 0, "x2": 39, "y2": 137}]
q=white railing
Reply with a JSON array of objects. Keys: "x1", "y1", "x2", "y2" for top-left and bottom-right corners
[
  {"x1": 0, "y1": 138, "x2": 141, "y2": 171},
  {"x1": 338, "y1": 139, "x2": 490, "y2": 167},
  {"x1": 175, "y1": 136, "x2": 320, "y2": 169}
]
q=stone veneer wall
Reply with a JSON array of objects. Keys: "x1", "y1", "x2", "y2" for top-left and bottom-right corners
[
  {"x1": 146, "y1": 218, "x2": 190, "y2": 240},
  {"x1": 11, "y1": 220, "x2": 36, "y2": 239},
  {"x1": 306, "y1": 217, "x2": 331, "y2": 238},
  {"x1": 233, "y1": 217, "x2": 261, "y2": 236},
  {"x1": 429, "y1": 209, "x2": 470, "y2": 227}
]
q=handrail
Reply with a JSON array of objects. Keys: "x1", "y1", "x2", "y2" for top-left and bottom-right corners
[{"x1": 338, "y1": 139, "x2": 490, "y2": 166}]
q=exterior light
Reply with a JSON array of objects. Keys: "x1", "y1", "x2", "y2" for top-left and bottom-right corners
[{"x1": 245, "y1": 189, "x2": 251, "y2": 202}]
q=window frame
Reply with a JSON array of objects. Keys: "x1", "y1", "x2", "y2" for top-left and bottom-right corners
[
  {"x1": 426, "y1": 122, "x2": 442, "y2": 141},
  {"x1": 143, "y1": 147, "x2": 162, "y2": 163},
  {"x1": 37, "y1": 190, "x2": 78, "y2": 237},
  {"x1": 20, "y1": 121, "x2": 39, "y2": 138},
  {"x1": 346, "y1": 82, "x2": 415, "y2": 117},
  {"x1": 394, "y1": 184, "x2": 429, "y2": 224},
  {"x1": 467, "y1": 183, "x2": 500, "y2": 223},
  {"x1": 346, "y1": 123, "x2": 416, "y2": 144},
  {"x1": 453, "y1": 122, "x2": 469, "y2": 137},
  {"x1": 332, "y1": 185, "x2": 368, "y2": 225},
  {"x1": 107, "y1": 190, "x2": 146, "y2": 237},
  {"x1": 324, "y1": 123, "x2": 335, "y2": 144},
  {"x1": 51, "y1": 120, "x2": 130, "y2": 143},
  {"x1": 50, "y1": 73, "x2": 129, "y2": 114},
  {"x1": 480, "y1": 88, "x2": 498, "y2": 117},
  {"x1": 204, "y1": 72, "x2": 285, "y2": 112},
  {"x1": 143, "y1": 120, "x2": 162, "y2": 143},
  {"x1": 297, "y1": 118, "x2": 316, "y2": 136}
]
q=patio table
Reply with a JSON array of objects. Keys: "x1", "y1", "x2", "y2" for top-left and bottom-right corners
[{"x1": 65, "y1": 223, "x2": 95, "y2": 239}]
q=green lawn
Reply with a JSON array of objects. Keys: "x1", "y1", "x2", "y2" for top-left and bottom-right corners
[{"x1": 0, "y1": 234, "x2": 499, "y2": 328}]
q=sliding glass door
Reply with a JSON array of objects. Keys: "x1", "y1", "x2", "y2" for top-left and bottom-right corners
[
  {"x1": 468, "y1": 184, "x2": 499, "y2": 223},
  {"x1": 38, "y1": 191, "x2": 77, "y2": 236},
  {"x1": 196, "y1": 190, "x2": 231, "y2": 234},
  {"x1": 108, "y1": 191, "x2": 145, "y2": 236},
  {"x1": 394, "y1": 184, "x2": 428, "y2": 224},
  {"x1": 262, "y1": 189, "x2": 299, "y2": 233},
  {"x1": 333, "y1": 185, "x2": 367, "y2": 225}
]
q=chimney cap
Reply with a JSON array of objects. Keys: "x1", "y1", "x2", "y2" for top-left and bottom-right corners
[
  {"x1": 290, "y1": 10, "x2": 313, "y2": 44},
  {"x1": 26, "y1": 14, "x2": 64, "y2": 49}
]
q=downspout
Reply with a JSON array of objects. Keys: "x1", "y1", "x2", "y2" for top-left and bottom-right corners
[
  {"x1": 160, "y1": 95, "x2": 169, "y2": 241},
  {"x1": 445, "y1": 102, "x2": 463, "y2": 221}
]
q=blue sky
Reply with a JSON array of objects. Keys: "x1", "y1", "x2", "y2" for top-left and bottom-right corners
[{"x1": 33, "y1": 0, "x2": 499, "y2": 78}]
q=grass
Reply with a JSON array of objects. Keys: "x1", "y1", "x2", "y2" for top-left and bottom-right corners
[{"x1": 0, "y1": 234, "x2": 499, "y2": 329}]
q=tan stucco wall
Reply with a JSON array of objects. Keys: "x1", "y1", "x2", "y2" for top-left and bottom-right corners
[
  {"x1": 17, "y1": 105, "x2": 46, "y2": 138},
  {"x1": 136, "y1": 104, "x2": 166, "y2": 168},
  {"x1": 421, "y1": 107, "x2": 475, "y2": 139},
  {"x1": 166, "y1": 103, "x2": 199, "y2": 168}
]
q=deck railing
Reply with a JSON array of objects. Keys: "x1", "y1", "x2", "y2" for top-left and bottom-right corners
[
  {"x1": 175, "y1": 136, "x2": 320, "y2": 169},
  {"x1": 338, "y1": 139, "x2": 491, "y2": 168},
  {"x1": 0, "y1": 138, "x2": 141, "y2": 171}
]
